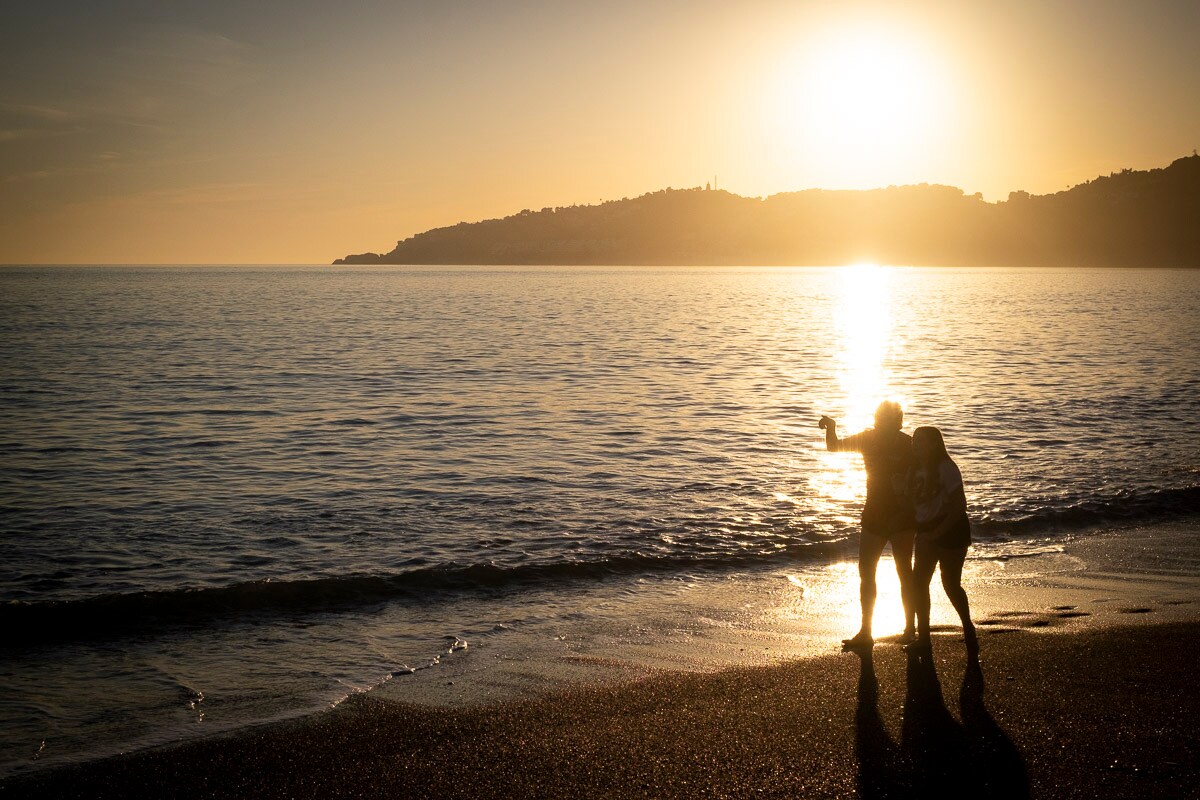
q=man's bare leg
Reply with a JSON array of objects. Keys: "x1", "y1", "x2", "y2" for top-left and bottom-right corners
[
  {"x1": 891, "y1": 529, "x2": 917, "y2": 642},
  {"x1": 846, "y1": 531, "x2": 887, "y2": 649}
]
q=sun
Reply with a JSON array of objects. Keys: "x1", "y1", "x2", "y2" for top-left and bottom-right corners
[
  {"x1": 805, "y1": 34, "x2": 936, "y2": 141},
  {"x1": 764, "y1": 23, "x2": 953, "y2": 187}
]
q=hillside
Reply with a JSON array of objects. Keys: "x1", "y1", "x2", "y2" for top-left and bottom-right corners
[{"x1": 335, "y1": 155, "x2": 1200, "y2": 267}]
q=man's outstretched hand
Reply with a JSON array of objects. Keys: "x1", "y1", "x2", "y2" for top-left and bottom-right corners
[{"x1": 818, "y1": 415, "x2": 836, "y2": 431}]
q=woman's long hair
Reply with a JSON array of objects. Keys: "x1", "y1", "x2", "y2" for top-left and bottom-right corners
[
  {"x1": 913, "y1": 426, "x2": 950, "y2": 469},
  {"x1": 912, "y1": 426, "x2": 952, "y2": 499}
]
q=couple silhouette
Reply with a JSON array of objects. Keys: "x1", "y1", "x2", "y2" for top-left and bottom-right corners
[{"x1": 820, "y1": 401, "x2": 977, "y2": 656}]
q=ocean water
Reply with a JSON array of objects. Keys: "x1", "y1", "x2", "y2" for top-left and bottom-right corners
[{"x1": 1, "y1": 265, "x2": 1198, "y2": 774}]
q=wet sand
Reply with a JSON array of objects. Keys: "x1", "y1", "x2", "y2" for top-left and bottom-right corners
[{"x1": 4, "y1": 620, "x2": 1196, "y2": 799}]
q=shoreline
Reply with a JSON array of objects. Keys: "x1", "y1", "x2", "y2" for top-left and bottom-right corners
[
  {"x1": 357, "y1": 519, "x2": 1200, "y2": 709},
  {"x1": 2, "y1": 519, "x2": 1198, "y2": 787},
  {"x1": 4, "y1": 619, "x2": 1196, "y2": 799}
]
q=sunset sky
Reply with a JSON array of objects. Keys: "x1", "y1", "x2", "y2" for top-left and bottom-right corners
[{"x1": 2, "y1": 0, "x2": 1197, "y2": 264}]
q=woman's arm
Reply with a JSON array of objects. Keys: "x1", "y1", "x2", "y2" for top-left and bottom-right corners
[{"x1": 930, "y1": 487, "x2": 967, "y2": 539}]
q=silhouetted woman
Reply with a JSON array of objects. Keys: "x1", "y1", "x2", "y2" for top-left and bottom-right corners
[{"x1": 908, "y1": 426, "x2": 976, "y2": 654}]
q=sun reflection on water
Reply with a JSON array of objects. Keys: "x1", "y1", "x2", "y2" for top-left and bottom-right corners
[
  {"x1": 776, "y1": 561, "x2": 907, "y2": 637},
  {"x1": 798, "y1": 265, "x2": 912, "y2": 634},
  {"x1": 810, "y1": 264, "x2": 903, "y2": 513},
  {"x1": 825, "y1": 560, "x2": 908, "y2": 637},
  {"x1": 835, "y1": 263, "x2": 896, "y2": 430},
  {"x1": 779, "y1": 560, "x2": 973, "y2": 639}
]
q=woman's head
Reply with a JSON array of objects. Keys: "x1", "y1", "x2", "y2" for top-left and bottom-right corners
[{"x1": 913, "y1": 425, "x2": 949, "y2": 465}]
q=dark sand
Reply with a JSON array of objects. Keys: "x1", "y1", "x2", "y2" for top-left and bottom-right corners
[{"x1": 4, "y1": 622, "x2": 1196, "y2": 799}]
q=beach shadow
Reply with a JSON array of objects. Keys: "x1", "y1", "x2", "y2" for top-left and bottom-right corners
[
  {"x1": 854, "y1": 650, "x2": 910, "y2": 799},
  {"x1": 959, "y1": 655, "x2": 1030, "y2": 799},
  {"x1": 854, "y1": 648, "x2": 1030, "y2": 799},
  {"x1": 900, "y1": 650, "x2": 972, "y2": 795}
]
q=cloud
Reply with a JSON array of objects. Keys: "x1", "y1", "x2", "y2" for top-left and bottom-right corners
[
  {"x1": 1, "y1": 158, "x2": 117, "y2": 184},
  {"x1": 0, "y1": 128, "x2": 42, "y2": 143},
  {"x1": 0, "y1": 105, "x2": 83, "y2": 150},
  {"x1": 0, "y1": 24, "x2": 260, "y2": 187},
  {"x1": 1, "y1": 24, "x2": 258, "y2": 132},
  {"x1": 118, "y1": 27, "x2": 254, "y2": 87},
  {"x1": 98, "y1": 26, "x2": 257, "y2": 123},
  {"x1": 0, "y1": 103, "x2": 80, "y2": 122},
  {"x1": 135, "y1": 180, "x2": 268, "y2": 206}
]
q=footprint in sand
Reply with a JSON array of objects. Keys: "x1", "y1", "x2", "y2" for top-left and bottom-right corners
[
  {"x1": 1049, "y1": 605, "x2": 1091, "y2": 618},
  {"x1": 1118, "y1": 607, "x2": 1154, "y2": 614},
  {"x1": 985, "y1": 628, "x2": 1020, "y2": 635}
]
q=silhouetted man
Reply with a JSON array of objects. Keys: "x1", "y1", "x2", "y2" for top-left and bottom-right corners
[{"x1": 820, "y1": 401, "x2": 916, "y2": 649}]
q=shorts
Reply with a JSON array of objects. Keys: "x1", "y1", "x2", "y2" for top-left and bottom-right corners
[
  {"x1": 915, "y1": 534, "x2": 968, "y2": 573},
  {"x1": 915, "y1": 512, "x2": 972, "y2": 549},
  {"x1": 861, "y1": 503, "x2": 916, "y2": 542}
]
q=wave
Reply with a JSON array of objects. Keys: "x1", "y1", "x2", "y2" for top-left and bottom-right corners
[
  {"x1": 0, "y1": 544, "x2": 841, "y2": 646},
  {"x1": 973, "y1": 485, "x2": 1200, "y2": 535},
  {"x1": 4, "y1": 485, "x2": 1196, "y2": 646}
]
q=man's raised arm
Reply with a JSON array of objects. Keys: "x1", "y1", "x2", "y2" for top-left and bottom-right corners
[{"x1": 819, "y1": 416, "x2": 865, "y2": 452}]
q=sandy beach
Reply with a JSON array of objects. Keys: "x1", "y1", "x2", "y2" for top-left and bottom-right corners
[
  {"x1": 4, "y1": 612, "x2": 1196, "y2": 799},
  {"x1": 4, "y1": 521, "x2": 1200, "y2": 798}
]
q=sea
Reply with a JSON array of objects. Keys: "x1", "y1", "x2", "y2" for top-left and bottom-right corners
[{"x1": 1, "y1": 265, "x2": 1198, "y2": 776}]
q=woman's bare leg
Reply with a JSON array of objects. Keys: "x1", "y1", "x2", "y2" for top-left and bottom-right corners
[
  {"x1": 938, "y1": 546, "x2": 977, "y2": 652},
  {"x1": 912, "y1": 538, "x2": 938, "y2": 645}
]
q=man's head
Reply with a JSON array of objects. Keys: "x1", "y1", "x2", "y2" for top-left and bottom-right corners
[{"x1": 874, "y1": 401, "x2": 903, "y2": 431}]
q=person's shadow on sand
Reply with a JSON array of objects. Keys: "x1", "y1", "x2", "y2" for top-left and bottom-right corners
[
  {"x1": 855, "y1": 649, "x2": 1029, "y2": 800},
  {"x1": 854, "y1": 651, "x2": 910, "y2": 799},
  {"x1": 900, "y1": 650, "x2": 973, "y2": 794},
  {"x1": 959, "y1": 654, "x2": 1030, "y2": 799}
]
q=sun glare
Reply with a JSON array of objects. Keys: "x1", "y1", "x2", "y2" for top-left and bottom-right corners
[
  {"x1": 809, "y1": 264, "x2": 905, "y2": 511},
  {"x1": 778, "y1": 561, "x2": 910, "y2": 638},
  {"x1": 836, "y1": 263, "x2": 895, "y2": 431},
  {"x1": 765, "y1": 24, "x2": 951, "y2": 185},
  {"x1": 805, "y1": 34, "x2": 937, "y2": 141}
]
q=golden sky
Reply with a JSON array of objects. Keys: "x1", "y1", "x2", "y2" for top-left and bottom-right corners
[{"x1": 1, "y1": 0, "x2": 1197, "y2": 264}]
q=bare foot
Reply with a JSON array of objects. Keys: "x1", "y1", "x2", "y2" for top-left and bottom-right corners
[{"x1": 842, "y1": 631, "x2": 874, "y2": 652}]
